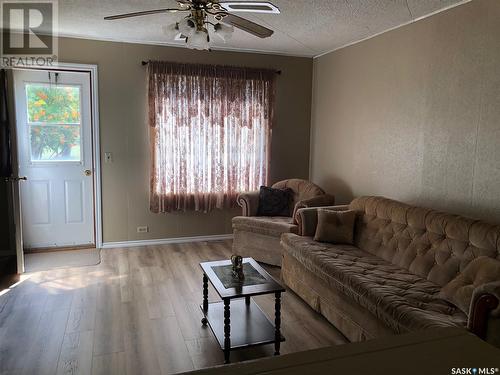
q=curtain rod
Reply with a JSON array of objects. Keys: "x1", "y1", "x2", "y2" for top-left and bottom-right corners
[{"x1": 141, "y1": 60, "x2": 281, "y2": 75}]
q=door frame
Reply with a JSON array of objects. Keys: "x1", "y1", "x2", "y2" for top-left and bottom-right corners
[{"x1": 11, "y1": 63, "x2": 102, "y2": 268}]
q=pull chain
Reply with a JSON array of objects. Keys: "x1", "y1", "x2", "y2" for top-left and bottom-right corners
[{"x1": 47, "y1": 71, "x2": 60, "y2": 86}]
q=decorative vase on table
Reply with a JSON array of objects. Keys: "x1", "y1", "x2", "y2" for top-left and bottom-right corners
[{"x1": 231, "y1": 254, "x2": 244, "y2": 281}]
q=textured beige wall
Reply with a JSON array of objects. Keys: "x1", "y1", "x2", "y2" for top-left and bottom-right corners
[
  {"x1": 311, "y1": 0, "x2": 500, "y2": 223},
  {"x1": 56, "y1": 37, "x2": 312, "y2": 242}
]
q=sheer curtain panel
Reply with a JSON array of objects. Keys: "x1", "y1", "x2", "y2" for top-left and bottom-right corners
[{"x1": 148, "y1": 61, "x2": 276, "y2": 213}]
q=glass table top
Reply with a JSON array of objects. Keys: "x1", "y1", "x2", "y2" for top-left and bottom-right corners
[{"x1": 211, "y1": 262, "x2": 268, "y2": 289}]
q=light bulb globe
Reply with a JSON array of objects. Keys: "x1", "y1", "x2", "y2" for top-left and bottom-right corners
[{"x1": 186, "y1": 29, "x2": 210, "y2": 50}]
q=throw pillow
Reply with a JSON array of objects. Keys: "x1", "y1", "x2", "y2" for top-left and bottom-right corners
[
  {"x1": 257, "y1": 186, "x2": 293, "y2": 216},
  {"x1": 314, "y1": 209, "x2": 356, "y2": 245},
  {"x1": 439, "y1": 256, "x2": 500, "y2": 314}
]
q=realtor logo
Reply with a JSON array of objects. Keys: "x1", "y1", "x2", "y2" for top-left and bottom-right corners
[{"x1": 1, "y1": 0, "x2": 58, "y2": 66}]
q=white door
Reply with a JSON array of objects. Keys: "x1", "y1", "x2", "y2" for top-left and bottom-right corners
[{"x1": 13, "y1": 69, "x2": 94, "y2": 249}]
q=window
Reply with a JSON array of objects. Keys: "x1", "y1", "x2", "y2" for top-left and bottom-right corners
[
  {"x1": 26, "y1": 84, "x2": 82, "y2": 162},
  {"x1": 147, "y1": 61, "x2": 276, "y2": 213}
]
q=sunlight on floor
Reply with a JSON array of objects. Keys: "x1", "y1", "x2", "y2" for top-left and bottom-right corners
[
  {"x1": 0, "y1": 274, "x2": 32, "y2": 296},
  {"x1": 25, "y1": 248, "x2": 101, "y2": 272}
]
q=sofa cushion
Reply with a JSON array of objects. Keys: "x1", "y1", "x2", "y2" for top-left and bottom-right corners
[
  {"x1": 439, "y1": 256, "x2": 500, "y2": 314},
  {"x1": 281, "y1": 233, "x2": 467, "y2": 333},
  {"x1": 233, "y1": 216, "x2": 298, "y2": 237},
  {"x1": 257, "y1": 186, "x2": 294, "y2": 217},
  {"x1": 314, "y1": 209, "x2": 356, "y2": 245}
]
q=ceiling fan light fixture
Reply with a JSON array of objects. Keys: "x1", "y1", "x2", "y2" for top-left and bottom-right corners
[
  {"x1": 186, "y1": 28, "x2": 210, "y2": 50},
  {"x1": 214, "y1": 22, "x2": 234, "y2": 42},
  {"x1": 162, "y1": 22, "x2": 180, "y2": 38},
  {"x1": 177, "y1": 17, "x2": 196, "y2": 36},
  {"x1": 104, "y1": 1, "x2": 280, "y2": 50}
]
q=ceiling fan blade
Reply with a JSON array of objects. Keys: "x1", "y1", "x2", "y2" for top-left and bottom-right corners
[
  {"x1": 104, "y1": 8, "x2": 182, "y2": 20},
  {"x1": 219, "y1": 1, "x2": 280, "y2": 14},
  {"x1": 222, "y1": 14, "x2": 273, "y2": 38}
]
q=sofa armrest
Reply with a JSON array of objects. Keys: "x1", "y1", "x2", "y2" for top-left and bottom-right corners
[
  {"x1": 468, "y1": 281, "x2": 500, "y2": 342},
  {"x1": 236, "y1": 191, "x2": 260, "y2": 217},
  {"x1": 292, "y1": 194, "x2": 336, "y2": 222},
  {"x1": 296, "y1": 194, "x2": 336, "y2": 210},
  {"x1": 296, "y1": 204, "x2": 350, "y2": 236}
]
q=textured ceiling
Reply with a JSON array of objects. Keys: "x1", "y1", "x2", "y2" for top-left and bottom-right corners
[{"x1": 57, "y1": 0, "x2": 468, "y2": 57}]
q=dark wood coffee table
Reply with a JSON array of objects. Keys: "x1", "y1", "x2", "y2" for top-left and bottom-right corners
[{"x1": 199, "y1": 257, "x2": 285, "y2": 364}]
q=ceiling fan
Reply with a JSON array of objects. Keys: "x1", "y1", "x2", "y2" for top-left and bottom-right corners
[{"x1": 104, "y1": 0, "x2": 280, "y2": 50}]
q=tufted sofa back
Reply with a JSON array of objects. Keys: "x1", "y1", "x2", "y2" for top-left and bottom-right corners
[
  {"x1": 272, "y1": 179, "x2": 325, "y2": 214},
  {"x1": 350, "y1": 196, "x2": 500, "y2": 287}
]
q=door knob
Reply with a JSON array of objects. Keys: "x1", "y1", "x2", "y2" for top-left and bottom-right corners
[
  {"x1": 84, "y1": 169, "x2": 92, "y2": 176},
  {"x1": 4, "y1": 176, "x2": 27, "y2": 182}
]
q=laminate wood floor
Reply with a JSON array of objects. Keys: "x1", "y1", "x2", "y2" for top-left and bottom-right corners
[{"x1": 0, "y1": 240, "x2": 347, "y2": 375}]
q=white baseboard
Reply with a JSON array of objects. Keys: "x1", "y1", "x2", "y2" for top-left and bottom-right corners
[{"x1": 101, "y1": 234, "x2": 233, "y2": 249}]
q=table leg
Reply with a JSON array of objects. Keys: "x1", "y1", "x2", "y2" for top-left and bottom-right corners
[
  {"x1": 224, "y1": 298, "x2": 231, "y2": 364},
  {"x1": 274, "y1": 292, "x2": 281, "y2": 356},
  {"x1": 201, "y1": 273, "x2": 208, "y2": 326},
  {"x1": 245, "y1": 296, "x2": 250, "y2": 306}
]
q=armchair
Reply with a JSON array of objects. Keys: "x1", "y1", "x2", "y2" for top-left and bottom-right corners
[{"x1": 232, "y1": 179, "x2": 335, "y2": 266}]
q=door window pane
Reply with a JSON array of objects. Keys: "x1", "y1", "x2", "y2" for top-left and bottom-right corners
[
  {"x1": 26, "y1": 84, "x2": 81, "y2": 124},
  {"x1": 26, "y1": 83, "x2": 82, "y2": 162},
  {"x1": 30, "y1": 125, "x2": 81, "y2": 161}
]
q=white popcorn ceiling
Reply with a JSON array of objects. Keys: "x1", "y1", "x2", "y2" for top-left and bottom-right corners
[{"x1": 56, "y1": 0, "x2": 469, "y2": 57}]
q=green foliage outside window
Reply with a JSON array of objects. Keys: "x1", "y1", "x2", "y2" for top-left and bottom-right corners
[
  {"x1": 27, "y1": 85, "x2": 80, "y2": 123},
  {"x1": 30, "y1": 126, "x2": 81, "y2": 161},
  {"x1": 26, "y1": 85, "x2": 81, "y2": 161}
]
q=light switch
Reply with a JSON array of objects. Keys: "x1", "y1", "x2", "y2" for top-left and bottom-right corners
[{"x1": 104, "y1": 152, "x2": 113, "y2": 163}]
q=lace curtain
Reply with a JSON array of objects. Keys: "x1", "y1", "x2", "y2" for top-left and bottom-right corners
[{"x1": 148, "y1": 61, "x2": 276, "y2": 213}]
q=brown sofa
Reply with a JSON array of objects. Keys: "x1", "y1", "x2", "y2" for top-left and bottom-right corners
[
  {"x1": 281, "y1": 196, "x2": 500, "y2": 348},
  {"x1": 232, "y1": 179, "x2": 335, "y2": 266}
]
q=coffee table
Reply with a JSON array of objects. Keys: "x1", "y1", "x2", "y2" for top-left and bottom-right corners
[{"x1": 199, "y1": 257, "x2": 285, "y2": 364}]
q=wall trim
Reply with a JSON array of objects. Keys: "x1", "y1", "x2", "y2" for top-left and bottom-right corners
[
  {"x1": 54, "y1": 32, "x2": 314, "y2": 58},
  {"x1": 101, "y1": 234, "x2": 233, "y2": 249}
]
